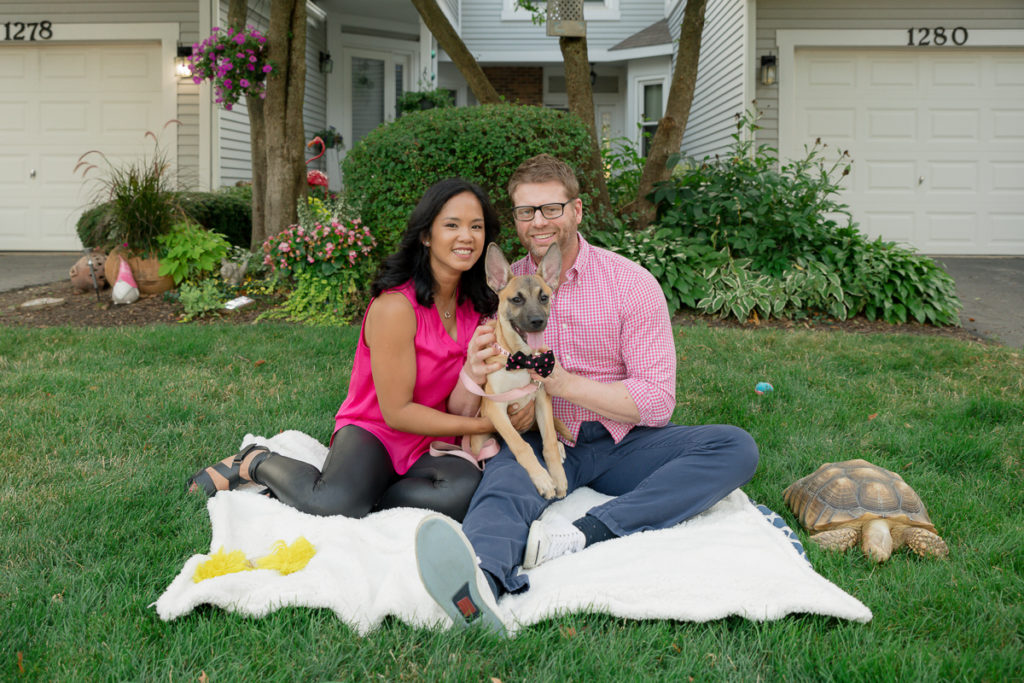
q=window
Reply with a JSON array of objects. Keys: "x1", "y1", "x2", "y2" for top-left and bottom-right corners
[{"x1": 641, "y1": 82, "x2": 663, "y2": 157}]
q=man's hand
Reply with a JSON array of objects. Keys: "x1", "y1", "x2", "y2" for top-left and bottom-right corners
[
  {"x1": 507, "y1": 399, "x2": 535, "y2": 433},
  {"x1": 463, "y1": 322, "x2": 502, "y2": 385},
  {"x1": 528, "y1": 351, "x2": 572, "y2": 398}
]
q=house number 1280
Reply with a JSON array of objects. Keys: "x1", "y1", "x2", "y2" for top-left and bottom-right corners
[{"x1": 907, "y1": 27, "x2": 969, "y2": 46}]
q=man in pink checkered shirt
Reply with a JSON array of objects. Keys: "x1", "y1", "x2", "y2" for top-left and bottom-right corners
[{"x1": 415, "y1": 155, "x2": 760, "y2": 634}]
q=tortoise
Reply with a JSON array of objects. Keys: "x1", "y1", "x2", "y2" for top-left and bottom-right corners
[{"x1": 783, "y1": 459, "x2": 949, "y2": 563}]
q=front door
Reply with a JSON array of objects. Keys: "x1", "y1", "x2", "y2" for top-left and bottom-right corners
[{"x1": 344, "y1": 48, "x2": 408, "y2": 150}]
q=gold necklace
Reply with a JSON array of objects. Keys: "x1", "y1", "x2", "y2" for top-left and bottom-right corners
[{"x1": 439, "y1": 290, "x2": 456, "y2": 319}]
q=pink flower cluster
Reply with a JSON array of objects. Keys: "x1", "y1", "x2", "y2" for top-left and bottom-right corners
[
  {"x1": 189, "y1": 26, "x2": 272, "y2": 111},
  {"x1": 262, "y1": 218, "x2": 377, "y2": 276}
]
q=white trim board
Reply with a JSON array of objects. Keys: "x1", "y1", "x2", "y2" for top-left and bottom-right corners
[{"x1": 775, "y1": 28, "x2": 1024, "y2": 162}]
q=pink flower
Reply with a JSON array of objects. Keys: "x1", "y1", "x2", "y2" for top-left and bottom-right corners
[
  {"x1": 279, "y1": 242, "x2": 290, "y2": 252},
  {"x1": 240, "y1": 79, "x2": 250, "y2": 88},
  {"x1": 307, "y1": 256, "x2": 315, "y2": 263},
  {"x1": 262, "y1": 64, "x2": 272, "y2": 73}
]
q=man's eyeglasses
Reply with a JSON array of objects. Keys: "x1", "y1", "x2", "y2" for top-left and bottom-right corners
[{"x1": 512, "y1": 200, "x2": 574, "y2": 222}]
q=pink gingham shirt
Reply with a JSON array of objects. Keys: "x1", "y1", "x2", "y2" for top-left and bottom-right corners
[{"x1": 512, "y1": 234, "x2": 676, "y2": 445}]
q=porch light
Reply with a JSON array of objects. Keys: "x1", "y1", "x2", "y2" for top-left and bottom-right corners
[
  {"x1": 319, "y1": 51, "x2": 334, "y2": 74},
  {"x1": 175, "y1": 45, "x2": 193, "y2": 78},
  {"x1": 760, "y1": 54, "x2": 777, "y2": 86}
]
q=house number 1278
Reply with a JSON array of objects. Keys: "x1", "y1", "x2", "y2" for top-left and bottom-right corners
[{"x1": 907, "y1": 27, "x2": 969, "y2": 46}]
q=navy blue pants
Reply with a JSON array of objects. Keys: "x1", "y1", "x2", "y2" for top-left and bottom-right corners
[{"x1": 461, "y1": 421, "x2": 759, "y2": 593}]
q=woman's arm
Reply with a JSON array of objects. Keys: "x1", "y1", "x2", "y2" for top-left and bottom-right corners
[{"x1": 365, "y1": 293, "x2": 493, "y2": 436}]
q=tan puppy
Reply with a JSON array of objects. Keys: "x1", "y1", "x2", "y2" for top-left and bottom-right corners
[{"x1": 469, "y1": 243, "x2": 570, "y2": 499}]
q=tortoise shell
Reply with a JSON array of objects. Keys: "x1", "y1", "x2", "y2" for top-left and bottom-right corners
[{"x1": 783, "y1": 459, "x2": 936, "y2": 532}]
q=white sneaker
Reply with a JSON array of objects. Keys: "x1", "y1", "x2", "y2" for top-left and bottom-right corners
[
  {"x1": 415, "y1": 514, "x2": 509, "y2": 636},
  {"x1": 521, "y1": 515, "x2": 586, "y2": 569}
]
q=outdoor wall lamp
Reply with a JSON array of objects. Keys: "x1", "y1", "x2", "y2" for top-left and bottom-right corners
[
  {"x1": 319, "y1": 51, "x2": 334, "y2": 74},
  {"x1": 175, "y1": 45, "x2": 193, "y2": 78},
  {"x1": 760, "y1": 54, "x2": 777, "y2": 86}
]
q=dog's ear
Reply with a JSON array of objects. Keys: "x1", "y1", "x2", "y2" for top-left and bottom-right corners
[
  {"x1": 537, "y1": 242, "x2": 562, "y2": 289},
  {"x1": 484, "y1": 243, "x2": 512, "y2": 292}
]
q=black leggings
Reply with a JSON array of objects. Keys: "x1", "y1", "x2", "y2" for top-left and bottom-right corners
[{"x1": 249, "y1": 425, "x2": 481, "y2": 521}]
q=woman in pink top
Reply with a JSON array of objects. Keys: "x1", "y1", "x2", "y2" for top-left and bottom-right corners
[{"x1": 187, "y1": 178, "x2": 506, "y2": 521}]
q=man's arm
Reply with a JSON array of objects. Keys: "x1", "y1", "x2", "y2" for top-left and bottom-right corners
[{"x1": 534, "y1": 266, "x2": 676, "y2": 427}]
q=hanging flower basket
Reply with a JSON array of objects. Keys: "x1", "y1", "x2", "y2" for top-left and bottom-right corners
[{"x1": 189, "y1": 26, "x2": 274, "y2": 111}]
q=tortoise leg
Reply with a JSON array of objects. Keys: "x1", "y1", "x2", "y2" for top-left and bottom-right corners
[
  {"x1": 809, "y1": 527, "x2": 859, "y2": 552},
  {"x1": 900, "y1": 527, "x2": 949, "y2": 558}
]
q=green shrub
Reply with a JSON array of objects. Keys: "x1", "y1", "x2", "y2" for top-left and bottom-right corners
[
  {"x1": 175, "y1": 186, "x2": 252, "y2": 248},
  {"x1": 258, "y1": 270, "x2": 360, "y2": 327},
  {"x1": 590, "y1": 218, "x2": 726, "y2": 313},
  {"x1": 78, "y1": 186, "x2": 252, "y2": 250},
  {"x1": 342, "y1": 103, "x2": 600, "y2": 260},
  {"x1": 75, "y1": 204, "x2": 117, "y2": 249},
  {"x1": 156, "y1": 221, "x2": 231, "y2": 286},
  {"x1": 648, "y1": 109, "x2": 961, "y2": 325},
  {"x1": 177, "y1": 278, "x2": 227, "y2": 321}
]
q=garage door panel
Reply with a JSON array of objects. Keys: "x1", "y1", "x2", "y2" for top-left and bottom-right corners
[
  {"x1": 992, "y1": 109, "x2": 1024, "y2": 141},
  {"x1": 991, "y1": 162, "x2": 1024, "y2": 194},
  {"x1": 40, "y1": 101, "x2": 90, "y2": 133},
  {"x1": 808, "y1": 58, "x2": 856, "y2": 86},
  {"x1": 994, "y1": 60, "x2": 1024, "y2": 86},
  {"x1": 862, "y1": 212, "x2": 914, "y2": 242},
  {"x1": 0, "y1": 208, "x2": 29, "y2": 237},
  {"x1": 929, "y1": 162, "x2": 978, "y2": 192},
  {"x1": 0, "y1": 154, "x2": 31, "y2": 183},
  {"x1": 929, "y1": 109, "x2": 980, "y2": 142},
  {"x1": 867, "y1": 109, "x2": 916, "y2": 141},
  {"x1": 991, "y1": 215, "x2": 1024, "y2": 247},
  {"x1": 40, "y1": 51, "x2": 90, "y2": 81},
  {"x1": 803, "y1": 107, "x2": 856, "y2": 143},
  {"x1": 0, "y1": 103, "x2": 28, "y2": 131},
  {"x1": 0, "y1": 51, "x2": 30, "y2": 81},
  {"x1": 929, "y1": 60, "x2": 981, "y2": 88},
  {"x1": 868, "y1": 59, "x2": 915, "y2": 87},
  {"x1": 926, "y1": 213, "x2": 976, "y2": 245},
  {"x1": 865, "y1": 161, "x2": 915, "y2": 192}
]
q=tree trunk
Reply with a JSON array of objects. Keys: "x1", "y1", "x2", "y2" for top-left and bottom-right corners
[
  {"x1": 261, "y1": 0, "x2": 307, "y2": 246},
  {"x1": 227, "y1": 0, "x2": 268, "y2": 250},
  {"x1": 559, "y1": 35, "x2": 611, "y2": 220},
  {"x1": 624, "y1": 0, "x2": 707, "y2": 229},
  {"x1": 410, "y1": 0, "x2": 500, "y2": 104}
]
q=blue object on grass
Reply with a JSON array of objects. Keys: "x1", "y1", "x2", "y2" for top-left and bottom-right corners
[{"x1": 755, "y1": 382, "x2": 773, "y2": 395}]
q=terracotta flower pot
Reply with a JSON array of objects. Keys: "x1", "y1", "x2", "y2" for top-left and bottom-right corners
[{"x1": 104, "y1": 248, "x2": 175, "y2": 295}]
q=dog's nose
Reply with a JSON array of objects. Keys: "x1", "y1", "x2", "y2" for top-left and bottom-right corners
[{"x1": 526, "y1": 315, "x2": 547, "y2": 331}]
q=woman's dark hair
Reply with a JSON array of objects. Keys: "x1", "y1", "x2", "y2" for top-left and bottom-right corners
[{"x1": 370, "y1": 178, "x2": 499, "y2": 316}]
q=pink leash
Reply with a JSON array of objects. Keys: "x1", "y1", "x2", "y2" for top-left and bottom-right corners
[{"x1": 428, "y1": 368, "x2": 541, "y2": 470}]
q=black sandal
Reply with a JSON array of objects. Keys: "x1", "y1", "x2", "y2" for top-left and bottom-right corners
[{"x1": 186, "y1": 443, "x2": 268, "y2": 497}]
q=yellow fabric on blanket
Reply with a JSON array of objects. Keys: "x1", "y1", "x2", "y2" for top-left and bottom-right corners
[{"x1": 193, "y1": 537, "x2": 316, "y2": 582}]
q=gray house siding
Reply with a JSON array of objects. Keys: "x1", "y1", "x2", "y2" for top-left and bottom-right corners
[
  {"x1": 755, "y1": 0, "x2": 1024, "y2": 149},
  {"x1": 216, "y1": 0, "x2": 328, "y2": 187},
  {"x1": 679, "y1": 0, "x2": 748, "y2": 160},
  {"x1": 460, "y1": 1, "x2": 667, "y2": 58}
]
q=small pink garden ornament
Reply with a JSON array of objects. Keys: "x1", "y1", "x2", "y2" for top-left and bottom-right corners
[{"x1": 112, "y1": 257, "x2": 140, "y2": 305}]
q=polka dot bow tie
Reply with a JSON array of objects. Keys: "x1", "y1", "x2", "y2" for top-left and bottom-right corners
[{"x1": 505, "y1": 350, "x2": 555, "y2": 377}]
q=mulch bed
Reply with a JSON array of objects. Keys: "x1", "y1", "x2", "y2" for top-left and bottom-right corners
[{"x1": 0, "y1": 278, "x2": 987, "y2": 345}]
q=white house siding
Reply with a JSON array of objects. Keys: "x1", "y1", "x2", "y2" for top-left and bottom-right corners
[
  {"x1": 216, "y1": 1, "x2": 328, "y2": 187},
  {"x1": 675, "y1": 0, "x2": 749, "y2": 160},
  {"x1": 459, "y1": 1, "x2": 667, "y2": 60}
]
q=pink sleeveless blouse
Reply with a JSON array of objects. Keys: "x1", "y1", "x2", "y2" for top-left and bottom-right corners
[{"x1": 333, "y1": 280, "x2": 479, "y2": 474}]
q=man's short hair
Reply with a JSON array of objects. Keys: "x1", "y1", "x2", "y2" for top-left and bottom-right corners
[{"x1": 508, "y1": 154, "x2": 580, "y2": 201}]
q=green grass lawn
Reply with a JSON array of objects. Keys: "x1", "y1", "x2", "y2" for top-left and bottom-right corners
[{"x1": 1, "y1": 322, "x2": 1021, "y2": 681}]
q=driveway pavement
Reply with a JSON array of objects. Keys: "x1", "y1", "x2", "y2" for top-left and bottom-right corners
[{"x1": 1, "y1": 251, "x2": 1022, "y2": 349}]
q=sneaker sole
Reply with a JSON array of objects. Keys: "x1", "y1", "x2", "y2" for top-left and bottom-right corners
[{"x1": 414, "y1": 515, "x2": 507, "y2": 636}]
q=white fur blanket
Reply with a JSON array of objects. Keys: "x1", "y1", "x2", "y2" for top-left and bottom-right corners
[{"x1": 155, "y1": 430, "x2": 872, "y2": 635}]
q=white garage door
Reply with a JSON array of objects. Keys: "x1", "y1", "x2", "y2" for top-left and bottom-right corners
[
  {"x1": 0, "y1": 42, "x2": 166, "y2": 251},
  {"x1": 793, "y1": 48, "x2": 1024, "y2": 255}
]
